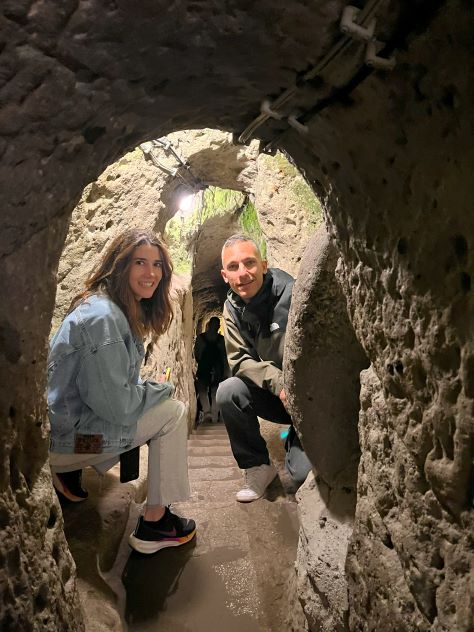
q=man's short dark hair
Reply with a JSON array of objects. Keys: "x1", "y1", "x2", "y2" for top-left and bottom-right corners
[{"x1": 221, "y1": 234, "x2": 261, "y2": 263}]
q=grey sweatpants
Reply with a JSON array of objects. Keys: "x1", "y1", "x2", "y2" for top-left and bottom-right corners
[{"x1": 49, "y1": 399, "x2": 190, "y2": 507}]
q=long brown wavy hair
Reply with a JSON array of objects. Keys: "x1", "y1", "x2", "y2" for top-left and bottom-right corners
[{"x1": 69, "y1": 228, "x2": 174, "y2": 338}]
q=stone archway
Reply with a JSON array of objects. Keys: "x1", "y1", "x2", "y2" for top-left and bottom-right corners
[
  {"x1": 1, "y1": 2, "x2": 472, "y2": 631},
  {"x1": 53, "y1": 129, "x2": 320, "y2": 432}
]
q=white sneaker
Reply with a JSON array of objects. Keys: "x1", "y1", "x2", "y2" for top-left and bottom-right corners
[{"x1": 236, "y1": 464, "x2": 277, "y2": 502}]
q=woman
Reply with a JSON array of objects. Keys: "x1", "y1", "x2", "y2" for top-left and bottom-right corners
[{"x1": 48, "y1": 228, "x2": 195, "y2": 554}]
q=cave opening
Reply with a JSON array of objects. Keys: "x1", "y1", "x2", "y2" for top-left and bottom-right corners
[{"x1": 49, "y1": 128, "x2": 339, "y2": 629}]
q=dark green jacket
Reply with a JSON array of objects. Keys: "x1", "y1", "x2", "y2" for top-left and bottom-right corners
[{"x1": 222, "y1": 268, "x2": 294, "y2": 396}]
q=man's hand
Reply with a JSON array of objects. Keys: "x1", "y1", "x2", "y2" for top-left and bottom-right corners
[{"x1": 279, "y1": 388, "x2": 288, "y2": 411}]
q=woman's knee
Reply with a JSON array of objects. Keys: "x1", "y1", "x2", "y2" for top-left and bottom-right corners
[
  {"x1": 136, "y1": 398, "x2": 187, "y2": 443},
  {"x1": 171, "y1": 398, "x2": 186, "y2": 420},
  {"x1": 162, "y1": 399, "x2": 187, "y2": 432}
]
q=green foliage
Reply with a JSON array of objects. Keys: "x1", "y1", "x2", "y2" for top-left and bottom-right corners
[
  {"x1": 165, "y1": 217, "x2": 193, "y2": 275},
  {"x1": 201, "y1": 187, "x2": 244, "y2": 221},
  {"x1": 199, "y1": 187, "x2": 267, "y2": 256},
  {"x1": 292, "y1": 180, "x2": 323, "y2": 229},
  {"x1": 165, "y1": 153, "x2": 322, "y2": 275},
  {"x1": 239, "y1": 200, "x2": 267, "y2": 258},
  {"x1": 271, "y1": 151, "x2": 299, "y2": 177},
  {"x1": 165, "y1": 186, "x2": 271, "y2": 273},
  {"x1": 263, "y1": 151, "x2": 323, "y2": 230},
  {"x1": 165, "y1": 186, "x2": 247, "y2": 275}
]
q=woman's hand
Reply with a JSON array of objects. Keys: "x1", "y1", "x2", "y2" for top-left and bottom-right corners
[{"x1": 159, "y1": 368, "x2": 171, "y2": 382}]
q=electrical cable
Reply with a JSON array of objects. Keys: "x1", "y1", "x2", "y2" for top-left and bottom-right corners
[
  {"x1": 237, "y1": 0, "x2": 384, "y2": 144},
  {"x1": 141, "y1": 137, "x2": 204, "y2": 190}
]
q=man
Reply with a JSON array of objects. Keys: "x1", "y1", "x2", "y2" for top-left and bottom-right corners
[
  {"x1": 216, "y1": 234, "x2": 311, "y2": 502},
  {"x1": 194, "y1": 316, "x2": 227, "y2": 423}
]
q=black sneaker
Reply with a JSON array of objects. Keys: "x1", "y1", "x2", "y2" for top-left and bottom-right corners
[
  {"x1": 52, "y1": 470, "x2": 88, "y2": 502},
  {"x1": 128, "y1": 507, "x2": 196, "y2": 554}
]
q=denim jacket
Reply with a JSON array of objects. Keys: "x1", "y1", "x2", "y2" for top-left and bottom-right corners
[{"x1": 48, "y1": 294, "x2": 172, "y2": 453}]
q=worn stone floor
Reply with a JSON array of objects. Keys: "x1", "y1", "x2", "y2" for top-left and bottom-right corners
[{"x1": 61, "y1": 420, "x2": 304, "y2": 632}]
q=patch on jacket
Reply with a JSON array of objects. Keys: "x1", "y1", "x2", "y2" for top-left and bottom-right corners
[{"x1": 269, "y1": 322, "x2": 280, "y2": 332}]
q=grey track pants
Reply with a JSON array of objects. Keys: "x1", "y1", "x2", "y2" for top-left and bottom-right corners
[{"x1": 49, "y1": 399, "x2": 190, "y2": 507}]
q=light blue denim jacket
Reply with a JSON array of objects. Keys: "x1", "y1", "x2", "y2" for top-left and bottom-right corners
[{"x1": 48, "y1": 294, "x2": 172, "y2": 453}]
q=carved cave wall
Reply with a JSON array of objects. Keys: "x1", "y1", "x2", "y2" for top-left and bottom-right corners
[{"x1": 0, "y1": 1, "x2": 472, "y2": 631}]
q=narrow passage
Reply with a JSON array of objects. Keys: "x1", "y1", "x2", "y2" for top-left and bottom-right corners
[{"x1": 120, "y1": 421, "x2": 300, "y2": 631}]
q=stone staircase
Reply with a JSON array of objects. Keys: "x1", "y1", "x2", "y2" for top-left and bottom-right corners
[{"x1": 62, "y1": 421, "x2": 304, "y2": 631}]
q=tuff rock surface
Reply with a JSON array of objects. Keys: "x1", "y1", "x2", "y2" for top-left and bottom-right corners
[
  {"x1": 0, "y1": 1, "x2": 472, "y2": 631},
  {"x1": 52, "y1": 129, "x2": 315, "y2": 418},
  {"x1": 44, "y1": 128, "x2": 317, "y2": 623},
  {"x1": 285, "y1": 228, "x2": 369, "y2": 629}
]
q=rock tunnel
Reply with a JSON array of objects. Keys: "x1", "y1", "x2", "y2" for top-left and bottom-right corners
[{"x1": 0, "y1": 1, "x2": 473, "y2": 631}]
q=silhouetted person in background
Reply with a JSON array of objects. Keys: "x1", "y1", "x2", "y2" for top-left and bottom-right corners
[{"x1": 194, "y1": 316, "x2": 227, "y2": 423}]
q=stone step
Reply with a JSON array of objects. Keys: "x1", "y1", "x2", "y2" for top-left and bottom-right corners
[
  {"x1": 188, "y1": 465, "x2": 242, "y2": 482},
  {"x1": 188, "y1": 477, "x2": 241, "y2": 496},
  {"x1": 188, "y1": 455, "x2": 237, "y2": 468},
  {"x1": 186, "y1": 479, "x2": 241, "y2": 508},
  {"x1": 189, "y1": 435, "x2": 230, "y2": 443},
  {"x1": 74, "y1": 416, "x2": 301, "y2": 632},
  {"x1": 193, "y1": 425, "x2": 228, "y2": 434},
  {"x1": 192, "y1": 423, "x2": 228, "y2": 431},
  {"x1": 191, "y1": 435, "x2": 229, "y2": 441},
  {"x1": 188, "y1": 438, "x2": 231, "y2": 448},
  {"x1": 188, "y1": 445, "x2": 232, "y2": 456},
  {"x1": 191, "y1": 433, "x2": 229, "y2": 441}
]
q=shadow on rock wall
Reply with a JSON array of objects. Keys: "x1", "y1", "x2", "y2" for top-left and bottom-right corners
[{"x1": 285, "y1": 226, "x2": 369, "y2": 631}]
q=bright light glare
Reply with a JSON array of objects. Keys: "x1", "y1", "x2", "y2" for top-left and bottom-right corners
[{"x1": 178, "y1": 193, "x2": 195, "y2": 215}]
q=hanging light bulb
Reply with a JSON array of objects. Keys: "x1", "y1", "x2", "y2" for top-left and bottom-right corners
[{"x1": 178, "y1": 192, "x2": 195, "y2": 217}]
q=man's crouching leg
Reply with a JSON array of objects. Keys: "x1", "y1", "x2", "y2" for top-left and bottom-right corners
[
  {"x1": 216, "y1": 377, "x2": 276, "y2": 502},
  {"x1": 216, "y1": 377, "x2": 270, "y2": 467}
]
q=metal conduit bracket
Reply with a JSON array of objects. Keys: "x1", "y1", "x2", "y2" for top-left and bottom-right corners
[
  {"x1": 139, "y1": 141, "x2": 152, "y2": 155},
  {"x1": 288, "y1": 114, "x2": 309, "y2": 135},
  {"x1": 365, "y1": 40, "x2": 396, "y2": 70},
  {"x1": 260, "y1": 99, "x2": 283, "y2": 120},
  {"x1": 150, "y1": 155, "x2": 178, "y2": 177},
  {"x1": 340, "y1": 5, "x2": 376, "y2": 42},
  {"x1": 140, "y1": 135, "x2": 203, "y2": 184},
  {"x1": 258, "y1": 140, "x2": 277, "y2": 155},
  {"x1": 154, "y1": 138, "x2": 171, "y2": 151}
]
